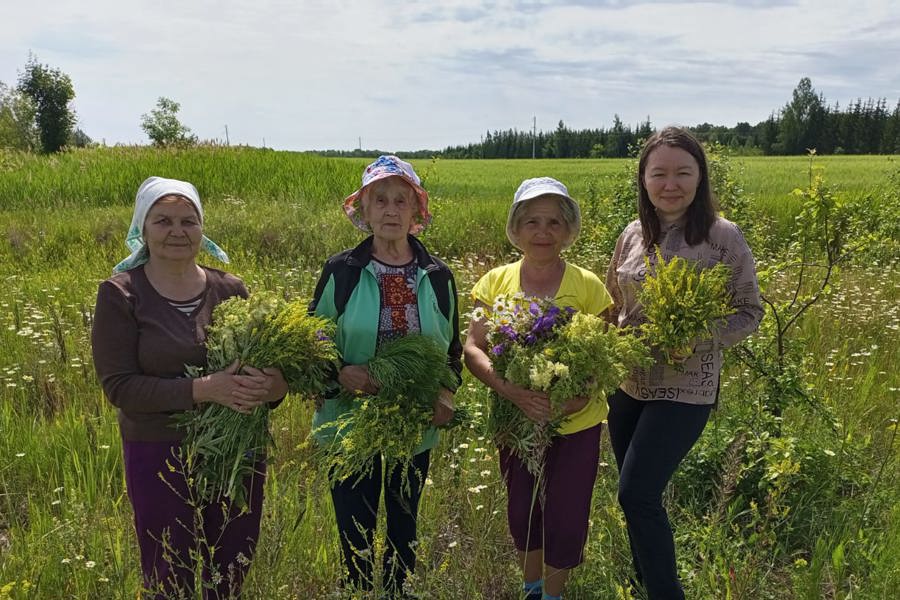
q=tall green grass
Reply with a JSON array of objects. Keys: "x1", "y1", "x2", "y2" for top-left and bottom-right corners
[{"x1": 0, "y1": 147, "x2": 897, "y2": 599}]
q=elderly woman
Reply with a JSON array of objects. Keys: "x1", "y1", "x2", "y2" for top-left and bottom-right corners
[
  {"x1": 309, "y1": 155, "x2": 462, "y2": 599},
  {"x1": 91, "y1": 176, "x2": 286, "y2": 599},
  {"x1": 605, "y1": 127, "x2": 762, "y2": 599},
  {"x1": 463, "y1": 177, "x2": 612, "y2": 600}
]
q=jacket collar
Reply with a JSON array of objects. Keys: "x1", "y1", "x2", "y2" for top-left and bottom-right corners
[{"x1": 345, "y1": 234, "x2": 439, "y2": 273}]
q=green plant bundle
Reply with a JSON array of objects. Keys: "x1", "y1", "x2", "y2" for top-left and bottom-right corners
[
  {"x1": 639, "y1": 248, "x2": 734, "y2": 364},
  {"x1": 247, "y1": 300, "x2": 340, "y2": 395},
  {"x1": 178, "y1": 293, "x2": 340, "y2": 508},
  {"x1": 490, "y1": 311, "x2": 651, "y2": 475},
  {"x1": 321, "y1": 334, "x2": 460, "y2": 486}
]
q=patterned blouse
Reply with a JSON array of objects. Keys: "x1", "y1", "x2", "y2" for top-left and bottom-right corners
[{"x1": 371, "y1": 257, "x2": 421, "y2": 346}]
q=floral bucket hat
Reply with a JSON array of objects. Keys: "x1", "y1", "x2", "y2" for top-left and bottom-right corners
[{"x1": 342, "y1": 155, "x2": 432, "y2": 235}]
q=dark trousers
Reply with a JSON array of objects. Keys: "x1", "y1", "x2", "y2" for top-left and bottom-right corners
[
  {"x1": 498, "y1": 423, "x2": 602, "y2": 568},
  {"x1": 330, "y1": 450, "x2": 430, "y2": 597},
  {"x1": 606, "y1": 389, "x2": 712, "y2": 600},
  {"x1": 123, "y1": 440, "x2": 265, "y2": 600}
]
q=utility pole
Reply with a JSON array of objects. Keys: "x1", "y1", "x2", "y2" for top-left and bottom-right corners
[
  {"x1": 358, "y1": 136, "x2": 362, "y2": 150},
  {"x1": 532, "y1": 116, "x2": 537, "y2": 159}
]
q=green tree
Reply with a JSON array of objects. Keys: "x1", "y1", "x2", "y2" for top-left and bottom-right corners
[
  {"x1": 140, "y1": 97, "x2": 197, "y2": 146},
  {"x1": 71, "y1": 128, "x2": 93, "y2": 148},
  {"x1": 0, "y1": 81, "x2": 40, "y2": 151},
  {"x1": 16, "y1": 56, "x2": 76, "y2": 153},
  {"x1": 603, "y1": 114, "x2": 629, "y2": 158},
  {"x1": 777, "y1": 77, "x2": 826, "y2": 154}
]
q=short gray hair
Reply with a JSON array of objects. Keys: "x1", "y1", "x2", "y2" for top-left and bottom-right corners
[{"x1": 507, "y1": 194, "x2": 581, "y2": 250}]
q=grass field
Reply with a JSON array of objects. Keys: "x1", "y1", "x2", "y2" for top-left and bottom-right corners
[{"x1": 0, "y1": 146, "x2": 898, "y2": 599}]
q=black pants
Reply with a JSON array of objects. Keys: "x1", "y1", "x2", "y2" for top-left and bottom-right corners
[
  {"x1": 607, "y1": 389, "x2": 712, "y2": 600},
  {"x1": 330, "y1": 450, "x2": 430, "y2": 597}
]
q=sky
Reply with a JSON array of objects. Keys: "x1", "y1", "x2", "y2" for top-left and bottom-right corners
[{"x1": 2, "y1": 0, "x2": 898, "y2": 151}]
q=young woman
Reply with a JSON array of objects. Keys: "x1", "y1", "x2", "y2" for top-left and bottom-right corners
[{"x1": 605, "y1": 127, "x2": 763, "y2": 599}]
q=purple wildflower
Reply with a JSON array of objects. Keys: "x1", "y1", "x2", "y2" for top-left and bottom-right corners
[
  {"x1": 491, "y1": 344, "x2": 506, "y2": 356},
  {"x1": 499, "y1": 325, "x2": 518, "y2": 340}
]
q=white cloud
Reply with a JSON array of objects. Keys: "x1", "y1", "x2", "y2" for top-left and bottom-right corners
[{"x1": 1, "y1": 0, "x2": 897, "y2": 150}]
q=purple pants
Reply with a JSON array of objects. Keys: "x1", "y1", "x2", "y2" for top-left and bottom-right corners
[
  {"x1": 122, "y1": 440, "x2": 265, "y2": 600},
  {"x1": 498, "y1": 423, "x2": 602, "y2": 569}
]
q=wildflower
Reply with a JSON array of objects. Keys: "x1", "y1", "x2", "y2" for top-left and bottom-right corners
[
  {"x1": 639, "y1": 249, "x2": 733, "y2": 364},
  {"x1": 320, "y1": 335, "x2": 463, "y2": 488},
  {"x1": 85, "y1": 561, "x2": 96, "y2": 569},
  {"x1": 479, "y1": 294, "x2": 650, "y2": 475},
  {"x1": 177, "y1": 294, "x2": 339, "y2": 507}
]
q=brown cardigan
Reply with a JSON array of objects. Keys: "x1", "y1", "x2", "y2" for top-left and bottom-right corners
[{"x1": 91, "y1": 265, "x2": 247, "y2": 441}]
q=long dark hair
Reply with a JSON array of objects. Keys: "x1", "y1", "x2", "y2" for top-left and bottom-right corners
[{"x1": 637, "y1": 126, "x2": 718, "y2": 247}]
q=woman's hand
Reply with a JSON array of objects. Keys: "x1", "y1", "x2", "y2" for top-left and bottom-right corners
[
  {"x1": 192, "y1": 360, "x2": 269, "y2": 414},
  {"x1": 496, "y1": 380, "x2": 551, "y2": 424},
  {"x1": 238, "y1": 366, "x2": 288, "y2": 403},
  {"x1": 562, "y1": 395, "x2": 590, "y2": 415},
  {"x1": 338, "y1": 364, "x2": 379, "y2": 395},
  {"x1": 432, "y1": 387, "x2": 455, "y2": 426}
]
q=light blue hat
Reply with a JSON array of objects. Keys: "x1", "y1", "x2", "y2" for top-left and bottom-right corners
[{"x1": 506, "y1": 177, "x2": 582, "y2": 250}]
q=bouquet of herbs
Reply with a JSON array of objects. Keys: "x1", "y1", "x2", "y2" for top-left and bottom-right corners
[
  {"x1": 479, "y1": 294, "x2": 651, "y2": 475},
  {"x1": 639, "y1": 248, "x2": 734, "y2": 364},
  {"x1": 178, "y1": 292, "x2": 340, "y2": 508},
  {"x1": 320, "y1": 334, "x2": 461, "y2": 487}
]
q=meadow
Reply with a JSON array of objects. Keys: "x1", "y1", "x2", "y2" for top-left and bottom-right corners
[{"x1": 0, "y1": 146, "x2": 897, "y2": 599}]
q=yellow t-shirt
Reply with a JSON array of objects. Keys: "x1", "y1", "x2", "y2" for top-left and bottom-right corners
[{"x1": 471, "y1": 259, "x2": 614, "y2": 434}]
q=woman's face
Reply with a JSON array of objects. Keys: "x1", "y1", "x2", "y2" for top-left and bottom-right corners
[
  {"x1": 362, "y1": 177, "x2": 417, "y2": 242},
  {"x1": 143, "y1": 195, "x2": 203, "y2": 263},
  {"x1": 642, "y1": 145, "x2": 700, "y2": 224},
  {"x1": 516, "y1": 195, "x2": 569, "y2": 261}
]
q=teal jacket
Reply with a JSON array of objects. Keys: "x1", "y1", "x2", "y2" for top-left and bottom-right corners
[{"x1": 308, "y1": 235, "x2": 462, "y2": 453}]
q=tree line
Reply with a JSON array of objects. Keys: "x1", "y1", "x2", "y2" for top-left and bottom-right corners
[
  {"x1": 2, "y1": 59, "x2": 898, "y2": 157},
  {"x1": 435, "y1": 78, "x2": 900, "y2": 159}
]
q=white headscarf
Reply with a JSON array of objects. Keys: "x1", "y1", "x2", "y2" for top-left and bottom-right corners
[{"x1": 113, "y1": 176, "x2": 230, "y2": 274}]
